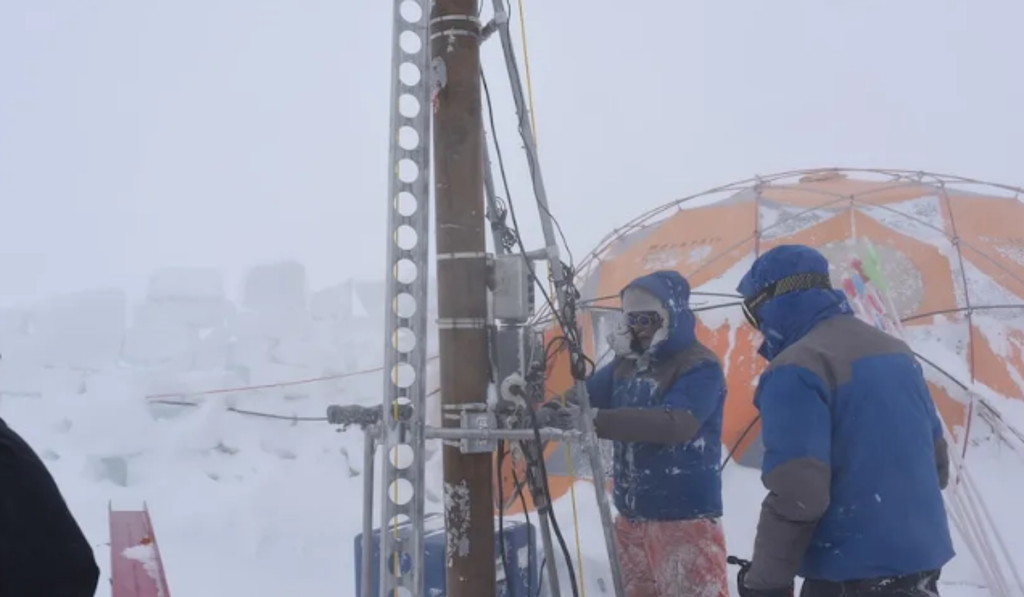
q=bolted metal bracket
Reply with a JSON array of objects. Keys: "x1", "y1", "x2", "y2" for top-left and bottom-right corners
[
  {"x1": 441, "y1": 402, "x2": 497, "y2": 454},
  {"x1": 460, "y1": 409, "x2": 497, "y2": 453},
  {"x1": 430, "y1": 400, "x2": 578, "y2": 451}
]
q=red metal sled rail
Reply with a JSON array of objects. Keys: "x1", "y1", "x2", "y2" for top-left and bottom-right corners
[{"x1": 109, "y1": 503, "x2": 172, "y2": 597}]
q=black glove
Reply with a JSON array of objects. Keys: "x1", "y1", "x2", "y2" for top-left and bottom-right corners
[
  {"x1": 736, "y1": 561, "x2": 794, "y2": 597},
  {"x1": 531, "y1": 401, "x2": 578, "y2": 430}
]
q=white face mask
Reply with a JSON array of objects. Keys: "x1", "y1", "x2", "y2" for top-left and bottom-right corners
[{"x1": 611, "y1": 287, "x2": 671, "y2": 361}]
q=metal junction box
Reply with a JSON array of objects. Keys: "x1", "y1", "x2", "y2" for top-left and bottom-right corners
[{"x1": 492, "y1": 254, "x2": 534, "y2": 323}]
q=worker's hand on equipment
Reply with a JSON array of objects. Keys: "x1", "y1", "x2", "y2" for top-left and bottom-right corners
[{"x1": 532, "y1": 401, "x2": 578, "y2": 430}]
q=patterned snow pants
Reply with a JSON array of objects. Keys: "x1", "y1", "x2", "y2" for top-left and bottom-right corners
[{"x1": 613, "y1": 516, "x2": 730, "y2": 597}]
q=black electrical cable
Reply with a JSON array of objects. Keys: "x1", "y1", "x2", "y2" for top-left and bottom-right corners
[
  {"x1": 480, "y1": 68, "x2": 593, "y2": 382},
  {"x1": 510, "y1": 467, "x2": 537, "y2": 597},
  {"x1": 497, "y1": 440, "x2": 517, "y2": 596},
  {"x1": 495, "y1": 440, "x2": 542, "y2": 597},
  {"x1": 510, "y1": 350, "x2": 582, "y2": 596},
  {"x1": 481, "y1": 58, "x2": 616, "y2": 597},
  {"x1": 581, "y1": 301, "x2": 743, "y2": 316},
  {"x1": 490, "y1": 196, "x2": 520, "y2": 252},
  {"x1": 481, "y1": 72, "x2": 589, "y2": 432},
  {"x1": 523, "y1": 403, "x2": 581, "y2": 597},
  {"x1": 493, "y1": 0, "x2": 575, "y2": 273},
  {"x1": 580, "y1": 291, "x2": 744, "y2": 306},
  {"x1": 721, "y1": 414, "x2": 761, "y2": 471},
  {"x1": 480, "y1": 80, "x2": 559, "y2": 322},
  {"x1": 550, "y1": 264, "x2": 593, "y2": 380},
  {"x1": 500, "y1": 446, "x2": 531, "y2": 514},
  {"x1": 542, "y1": 335, "x2": 576, "y2": 373}
]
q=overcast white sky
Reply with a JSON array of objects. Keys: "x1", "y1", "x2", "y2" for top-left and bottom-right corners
[{"x1": 0, "y1": 0, "x2": 1021, "y2": 306}]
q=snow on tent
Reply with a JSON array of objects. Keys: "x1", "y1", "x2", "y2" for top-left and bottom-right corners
[{"x1": 494, "y1": 168, "x2": 1024, "y2": 590}]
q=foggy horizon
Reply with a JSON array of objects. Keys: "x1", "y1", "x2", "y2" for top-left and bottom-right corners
[{"x1": 2, "y1": 1, "x2": 1021, "y2": 307}]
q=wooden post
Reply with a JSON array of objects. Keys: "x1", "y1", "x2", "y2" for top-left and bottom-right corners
[{"x1": 430, "y1": 2, "x2": 496, "y2": 596}]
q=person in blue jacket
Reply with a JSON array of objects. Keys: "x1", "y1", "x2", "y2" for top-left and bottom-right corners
[
  {"x1": 733, "y1": 244, "x2": 954, "y2": 597},
  {"x1": 538, "y1": 270, "x2": 729, "y2": 597}
]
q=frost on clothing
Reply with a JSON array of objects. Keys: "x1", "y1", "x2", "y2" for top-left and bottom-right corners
[
  {"x1": 585, "y1": 270, "x2": 727, "y2": 521},
  {"x1": 615, "y1": 516, "x2": 729, "y2": 597},
  {"x1": 736, "y1": 245, "x2": 954, "y2": 588}
]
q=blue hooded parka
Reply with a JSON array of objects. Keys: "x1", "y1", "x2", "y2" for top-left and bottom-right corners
[
  {"x1": 737, "y1": 245, "x2": 954, "y2": 581},
  {"x1": 586, "y1": 271, "x2": 727, "y2": 521}
]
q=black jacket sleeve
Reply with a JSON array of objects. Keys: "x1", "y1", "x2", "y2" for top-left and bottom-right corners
[{"x1": 0, "y1": 417, "x2": 100, "y2": 597}]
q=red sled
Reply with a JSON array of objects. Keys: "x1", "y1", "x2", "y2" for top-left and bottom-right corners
[{"x1": 109, "y1": 502, "x2": 172, "y2": 597}]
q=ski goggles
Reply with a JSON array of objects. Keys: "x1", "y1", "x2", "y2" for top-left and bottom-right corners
[
  {"x1": 741, "y1": 272, "x2": 833, "y2": 329},
  {"x1": 626, "y1": 310, "x2": 663, "y2": 329}
]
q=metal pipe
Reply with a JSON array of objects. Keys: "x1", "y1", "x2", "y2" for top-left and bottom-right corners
[
  {"x1": 361, "y1": 426, "x2": 377, "y2": 597},
  {"x1": 488, "y1": 1, "x2": 625, "y2": 593},
  {"x1": 522, "y1": 441, "x2": 563, "y2": 597},
  {"x1": 538, "y1": 513, "x2": 562, "y2": 597},
  {"x1": 424, "y1": 426, "x2": 582, "y2": 442}
]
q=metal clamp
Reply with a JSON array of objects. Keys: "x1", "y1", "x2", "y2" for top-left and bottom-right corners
[
  {"x1": 439, "y1": 402, "x2": 496, "y2": 453},
  {"x1": 460, "y1": 409, "x2": 497, "y2": 454},
  {"x1": 429, "y1": 14, "x2": 482, "y2": 43}
]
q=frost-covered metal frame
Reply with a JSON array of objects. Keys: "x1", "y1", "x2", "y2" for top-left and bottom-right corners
[
  {"x1": 379, "y1": 0, "x2": 433, "y2": 595},
  {"x1": 542, "y1": 168, "x2": 1024, "y2": 415},
  {"x1": 536, "y1": 168, "x2": 1024, "y2": 324}
]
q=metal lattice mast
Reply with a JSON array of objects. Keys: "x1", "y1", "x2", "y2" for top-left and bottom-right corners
[
  {"x1": 378, "y1": 0, "x2": 433, "y2": 594},
  {"x1": 488, "y1": 1, "x2": 625, "y2": 594}
]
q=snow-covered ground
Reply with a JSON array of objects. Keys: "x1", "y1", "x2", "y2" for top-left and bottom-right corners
[{"x1": 0, "y1": 262, "x2": 1022, "y2": 597}]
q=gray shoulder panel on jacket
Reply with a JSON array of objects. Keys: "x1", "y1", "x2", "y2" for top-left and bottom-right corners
[
  {"x1": 766, "y1": 315, "x2": 915, "y2": 389},
  {"x1": 744, "y1": 457, "x2": 831, "y2": 590},
  {"x1": 652, "y1": 340, "x2": 722, "y2": 388}
]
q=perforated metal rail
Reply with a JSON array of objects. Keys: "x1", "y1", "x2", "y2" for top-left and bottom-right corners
[{"x1": 377, "y1": 0, "x2": 433, "y2": 595}]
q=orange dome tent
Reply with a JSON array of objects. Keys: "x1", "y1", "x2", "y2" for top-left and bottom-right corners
[{"x1": 495, "y1": 168, "x2": 1024, "y2": 515}]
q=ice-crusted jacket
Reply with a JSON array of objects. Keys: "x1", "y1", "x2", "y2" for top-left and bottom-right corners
[
  {"x1": 585, "y1": 270, "x2": 727, "y2": 522},
  {"x1": 737, "y1": 245, "x2": 954, "y2": 588}
]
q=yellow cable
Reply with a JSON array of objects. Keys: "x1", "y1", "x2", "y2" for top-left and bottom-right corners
[
  {"x1": 516, "y1": 0, "x2": 539, "y2": 146},
  {"x1": 514, "y1": 1, "x2": 588, "y2": 592}
]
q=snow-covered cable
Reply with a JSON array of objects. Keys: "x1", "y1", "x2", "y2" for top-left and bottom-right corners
[{"x1": 149, "y1": 388, "x2": 443, "y2": 426}]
